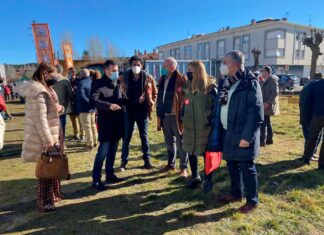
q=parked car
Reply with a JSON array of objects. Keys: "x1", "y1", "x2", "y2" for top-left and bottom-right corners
[
  {"x1": 277, "y1": 74, "x2": 301, "y2": 91},
  {"x1": 300, "y1": 76, "x2": 311, "y2": 86}
]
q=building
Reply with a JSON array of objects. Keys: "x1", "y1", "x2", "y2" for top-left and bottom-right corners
[{"x1": 156, "y1": 18, "x2": 324, "y2": 77}]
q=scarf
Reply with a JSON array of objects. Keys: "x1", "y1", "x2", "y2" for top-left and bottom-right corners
[{"x1": 219, "y1": 69, "x2": 244, "y2": 105}]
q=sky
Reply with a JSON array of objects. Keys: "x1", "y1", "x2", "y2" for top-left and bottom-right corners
[{"x1": 0, "y1": 0, "x2": 324, "y2": 64}]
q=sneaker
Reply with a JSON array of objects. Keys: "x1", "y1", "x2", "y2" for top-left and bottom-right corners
[
  {"x1": 187, "y1": 178, "x2": 202, "y2": 189},
  {"x1": 119, "y1": 162, "x2": 127, "y2": 172},
  {"x1": 260, "y1": 142, "x2": 266, "y2": 147},
  {"x1": 143, "y1": 160, "x2": 154, "y2": 169},
  {"x1": 218, "y1": 195, "x2": 243, "y2": 204},
  {"x1": 80, "y1": 136, "x2": 85, "y2": 142},
  {"x1": 266, "y1": 139, "x2": 273, "y2": 145},
  {"x1": 161, "y1": 165, "x2": 176, "y2": 172},
  {"x1": 42, "y1": 205, "x2": 57, "y2": 214},
  {"x1": 92, "y1": 181, "x2": 106, "y2": 191},
  {"x1": 238, "y1": 203, "x2": 258, "y2": 214},
  {"x1": 106, "y1": 175, "x2": 124, "y2": 184},
  {"x1": 71, "y1": 136, "x2": 80, "y2": 141},
  {"x1": 180, "y1": 169, "x2": 188, "y2": 178}
]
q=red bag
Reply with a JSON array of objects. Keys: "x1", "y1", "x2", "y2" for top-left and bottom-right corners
[
  {"x1": 0, "y1": 95, "x2": 6, "y2": 112},
  {"x1": 205, "y1": 152, "x2": 222, "y2": 175}
]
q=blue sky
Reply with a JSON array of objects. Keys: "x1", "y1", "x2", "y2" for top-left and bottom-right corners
[{"x1": 0, "y1": 0, "x2": 323, "y2": 64}]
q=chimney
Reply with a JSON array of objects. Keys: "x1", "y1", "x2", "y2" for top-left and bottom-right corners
[
  {"x1": 282, "y1": 17, "x2": 288, "y2": 21},
  {"x1": 251, "y1": 19, "x2": 256, "y2": 25}
]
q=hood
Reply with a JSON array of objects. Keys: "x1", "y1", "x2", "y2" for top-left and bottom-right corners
[
  {"x1": 56, "y1": 73, "x2": 67, "y2": 82},
  {"x1": 16, "y1": 80, "x2": 48, "y2": 99}
]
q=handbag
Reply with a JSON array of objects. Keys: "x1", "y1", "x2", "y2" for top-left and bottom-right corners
[{"x1": 205, "y1": 152, "x2": 222, "y2": 175}]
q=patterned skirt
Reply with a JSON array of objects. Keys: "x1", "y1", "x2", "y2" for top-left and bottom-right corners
[{"x1": 37, "y1": 179, "x2": 62, "y2": 212}]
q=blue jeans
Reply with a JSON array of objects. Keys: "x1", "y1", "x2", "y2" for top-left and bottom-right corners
[
  {"x1": 121, "y1": 112, "x2": 150, "y2": 164},
  {"x1": 226, "y1": 160, "x2": 258, "y2": 205},
  {"x1": 92, "y1": 141, "x2": 119, "y2": 182},
  {"x1": 302, "y1": 124, "x2": 323, "y2": 155},
  {"x1": 59, "y1": 114, "x2": 67, "y2": 139}
]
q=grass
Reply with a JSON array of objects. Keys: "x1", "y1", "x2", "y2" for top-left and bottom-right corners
[{"x1": 0, "y1": 96, "x2": 323, "y2": 235}]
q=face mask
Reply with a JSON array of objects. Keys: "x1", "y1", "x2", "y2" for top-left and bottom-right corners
[
  {"x1": 186, "y1": 72, "x2": 193, "y2": 81},
  {"x1": 219, "y1": 64, "x2": 229, "y2": 76},
  {"x1": 110, "y1": 71, "x2": 119, "y2": 81},
  {"x1": 46, "y1": 76, "x2": 58, "y2": 86},
  {"x1": 161, "y1": 68, "x2": 168, "y2": 76},
  {"x1": 132, "y1": 65, "x2": 141, "y2": 75}
]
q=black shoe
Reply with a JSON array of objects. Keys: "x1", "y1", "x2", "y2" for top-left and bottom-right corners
[
  {"x1": 303, "y1": 157, "x2": 310, "y2": 165},
  {"x1": 143, "y1": 160, "x2": 154, "y2": 169},
  {"x1": 92, "y1": 181, "x2": 107, "y2": 191},
  {"x1": 260, "y1": 142, "x2": 266, "y2": 147},
  {"x1": 106, "y1": 175, "x2": 124, "y2": 184},
  {"x1": 119, "y1": 162, "x2": 127, "y2": 172},
  {"x1": 318, "y1": 164, "x2": 324, "y2": 170},
  {"x1": 187, "y1": 178, "x2": 202, "y2": 189},
  {"x1": 203, "y1": 178, "x2": 213, "y2": 193},
  {"x1": 42, "y1": 205, "x2": 57, "y2": 214},
  {"x1": 266, "y1": 139, "x2": 273, "y2": 145}
]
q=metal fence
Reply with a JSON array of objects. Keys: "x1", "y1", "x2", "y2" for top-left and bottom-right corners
[{"x1": 144, "y1": 60, "x2": 221, "y2": 81}]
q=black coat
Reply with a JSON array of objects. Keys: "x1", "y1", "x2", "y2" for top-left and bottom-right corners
[
  {"x1": 221, "y1": 69, "x2": 264, "y2": 161},
  {"x1": 91, "y1": 75, "x2": 125, "y2": 142},
  {"x1": 53, "y1": 78, "x2": 74, "y2": 114}
]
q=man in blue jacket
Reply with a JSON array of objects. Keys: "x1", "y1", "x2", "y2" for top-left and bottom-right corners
[
  {"x1": 218, "y1": 50, "x2": 263, "y2": 213},
  {"x1": 303, "y1": 73, "x2": 324, "y2": 170},
  {"x1": 76, "y1": 69, "x2": 98, "y2": 152}
]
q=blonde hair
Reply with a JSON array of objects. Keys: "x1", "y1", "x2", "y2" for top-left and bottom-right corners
[{"x1": 188, "y1": 61, "x2": 210, "y2": 94}]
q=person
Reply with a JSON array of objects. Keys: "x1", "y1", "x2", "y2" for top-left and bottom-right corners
[
  {"x1": 119, "y1": 55, "x2": 157, "y2": 170},
  {"x1": 53, "y1": 64, "x2": 74, "y2": 139},
  {"x1": 4, "y1": 84, "x2": 11, "y2": 101},
  {"x1": 76, "y1": 69, "x2": 98, "y2": 151},
  {"x1": 0, "y1": 93, "x2": 6, "y2": 151},
  {"x1": 182, "y1": 61, "x2": 217, "y2": 191},
  {"x1": 299, "y1": 72, "x2": 323, "y2": 161},
  {"x1": 157, "y1": 57, "x2": 188, "y2": 177},
  {"x1": 16, "y1": 62, "x2": 65, "y2": 213},
  {"x1": 89, "y1": 69, "x2": 102, "y2": 80},
  {"x1": 91, "y1": 60, "x2": 125, "y2": 190},
  {"x1": 217, "y1": 50, "x2": 263, "y2": 214},
  {"x1": 302, "y1": 72, "x2": 324, "y2": 170},
  {"x1": 259, "y1": 66, "x2": 279, "y2": 146},
  {"x1": 68, "y1": 67, "x2": 84, "y2": 141}
]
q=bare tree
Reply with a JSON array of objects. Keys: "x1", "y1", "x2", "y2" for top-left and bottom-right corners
[
  {"x1": 60, "y1": 31, "x2": 79, "y2": 60},
  {"x1": 105, "y1": 40, "x2": 120, "y2": 58},
  {"x1": 87, "y1": 36, "x2": 104, "y2": 60},
  {"x1": 251, "y1": 48, "x2": 261, "y2": 72},
  {"x1": 303, "y1": 29, "x2": 324, "y2": 77}
]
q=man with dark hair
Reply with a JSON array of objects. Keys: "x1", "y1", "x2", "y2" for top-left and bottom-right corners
[
  {"x1": 259, "y1": 66, "x2": 279, "y2": 146},
  {"x1": 119, "y1": 55, "x2": 157, "y2": 170},
  {"x1": 91, "y1": 59, "x2": 125, "y2": 190}
]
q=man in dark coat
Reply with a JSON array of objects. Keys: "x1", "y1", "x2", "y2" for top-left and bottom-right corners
[
  {"x1": 91, "y1": 60, "x2": 125, "y2": 191},
  {"x1": 218, "y1": 50, "x2": 263, "y2": 213}
]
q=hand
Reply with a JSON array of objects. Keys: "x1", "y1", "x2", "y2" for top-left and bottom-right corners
[
  {"x1": 44, "y1": 143, "x2": 54, "y2": 149},
  {"x1": 263, "y1": 102, "x2": 270, "y2": 110},
  {"x1": 55, "y1": 104, "x2": 63, "y2": 113},
  {"x1": 239, "y1": 139, "x2": 250, "y2": 148},
  {"x1": 110, "y1": 104, "x2": 121, "y2": 111},
  {"x1": 139, "y1": 93, "x2": 146, "y2": 103}
]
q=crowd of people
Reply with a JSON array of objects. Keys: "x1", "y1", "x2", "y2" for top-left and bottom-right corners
[{"x1": 1, "y1": 49, "x2": 322, "y2": 215}]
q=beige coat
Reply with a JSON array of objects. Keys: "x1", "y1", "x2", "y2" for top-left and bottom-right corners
[
  {"x1": 17, "y1": 81, "x2": 61, "y2": 162},
  {"x1": 261, "y1": 75, "x2": 280, "y2": 116}
]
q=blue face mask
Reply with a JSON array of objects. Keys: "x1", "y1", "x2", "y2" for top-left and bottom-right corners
[
  {"x1": 110, "y1": 71, "x2": 119, "y2": 81},
  {"x1": 161, "y1": 67, "x2": 168, "y2": 76}
]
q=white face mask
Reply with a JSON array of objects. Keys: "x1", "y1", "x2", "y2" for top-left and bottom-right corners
[
  {"x1": 220, "y1": 64, "x2": 229, "y2": 76},
  {"x1": 132, "y1": 65, "x2": 141, "y2": 75}
]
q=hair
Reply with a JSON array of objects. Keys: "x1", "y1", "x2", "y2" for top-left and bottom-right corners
[
  {"x1": 103, "y1": 59, "x2": 117, "y2": 69},
  {"x1": 164, "y1": 57, "x2": 177, "y2": 69},
  {"x1": 80, "y1": 69, "x2": 90, "y2": 78},
  {"x1": 226, "y1": 50, "x2": 245, "y2": 68},
  {"x1": 56, "y1": 64, "x2": 64, "y2": 74},
  {"x1": 0, "y1": 77, "x2": 4, "y2": 84},
  {"x1": 89, "y1": 69, "x2": 102, "y2": 80},
  {"x1": 129, "y1": 55, "x2": 143, "y2": 65},
  {"x1": 32, "y1": 62, "x2": 56, "y2": 88},
  {"x1": 263, "y1": 66, "x2": 272, "y2": 74},
  {"x1": 188, "y1": 61, "x2": 210, "y2": 94},
  {"x1": 68, "y1": 67, "x2": 77, "y2": 74}
]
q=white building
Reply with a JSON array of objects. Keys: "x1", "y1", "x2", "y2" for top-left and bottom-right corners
[{"x1": 156, "y1": 18, "x2": 324, "y2": 77}]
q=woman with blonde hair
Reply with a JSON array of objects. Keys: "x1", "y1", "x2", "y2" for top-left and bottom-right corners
[
  {"x1": 182, "y1": 61, "x2": 218, "y2": 192},
  {"x1": 17, "y1": 62, "x2": 65, "y2": 213}
]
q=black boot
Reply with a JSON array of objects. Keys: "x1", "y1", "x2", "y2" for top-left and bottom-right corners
[
  {"x1": 203, "y1": 174, "x2": 213, "y2": 193},
  {"x1": 143, "y1": 159, "x2": 154, "y2": 169}
]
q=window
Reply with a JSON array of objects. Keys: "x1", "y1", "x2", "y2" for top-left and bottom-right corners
[
  {"x1": 204, "y1": 42, "x2": 210, "y2": 59},
  {"x1": 184, "y1": 46, "x2": 192, "y2": 60},
  {"x1": 197, "y1": 43, "x2": 204, "y2": 59},
  {"x1": 174, "y1": 48, "x2": 180, "y2": 60},
  {"x1": 217, "y1": 40, "x2": 226, "y2": 59},
  {"x1": 159, "y1": 51, "x2": 164, "y2": 60},
  {"x1": 170, "y1": 49, "x2": 175, "y2": 58},
  {"x1": 265, "y1": 29, "x2": 286, "y2": 57},
  {"x1": 242, "y1": 35, "x2": 250, "y2": 60},
  {"x1": 295, "y1": 32, "x2": 305, "y2": 59},
  {"x1": 233, "y1": 37, "x2": 241, "y2": 51}
]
